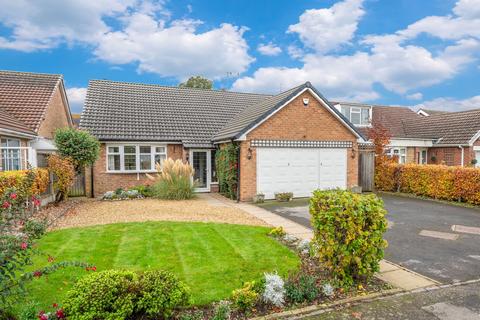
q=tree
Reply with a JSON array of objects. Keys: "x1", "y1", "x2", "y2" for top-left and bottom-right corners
[
  {"x1": 367, "y1": 123, "x2": 391, "y2": 164},
  {"x1": 54, "y1": 128, "x2": 100, "y2": 169},
  {"x1": 179, "y1": 76, "x2": 213, "y2": 89}
]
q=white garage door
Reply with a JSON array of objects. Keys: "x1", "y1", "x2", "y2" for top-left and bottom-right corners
[{"x1": 256, "y1": 148, "x2": 347, "y2": 199}]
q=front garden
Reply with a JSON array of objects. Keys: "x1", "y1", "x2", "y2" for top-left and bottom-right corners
[{"x1": 1, "y1": 129, "x2": 391, "y2": 320}]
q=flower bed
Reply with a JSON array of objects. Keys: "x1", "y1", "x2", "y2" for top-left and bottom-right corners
[{"x1": 376, "y1": 162, "x2": 480, "y2": 205}]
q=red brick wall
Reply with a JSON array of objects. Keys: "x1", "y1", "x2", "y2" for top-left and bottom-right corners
[
  {"x1": 87, "y1": 144, "x2": 184, "y2": 197},
  {"x1": 238, "y1": 91, "x2": 359, "y2": 201},
  {"x1": 38, "y1": 86, "x2": 71, "y2": 138},
  {"x1": 428, "y1": 147, "x2": 465, "y2": 166}
]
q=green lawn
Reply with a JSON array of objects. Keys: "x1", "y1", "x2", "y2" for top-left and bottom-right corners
[{"x1": 24, "y1": 221, "x2": 299, "y2": 308}]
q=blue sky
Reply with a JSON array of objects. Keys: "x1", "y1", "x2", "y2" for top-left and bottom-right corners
[{"x1": 1, "y1": 0, "x2": 479, "y2": 113}]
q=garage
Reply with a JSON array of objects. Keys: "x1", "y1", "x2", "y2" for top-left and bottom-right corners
[{"x1": 256, "y1": 147, "x2": 347, "y2": 199}]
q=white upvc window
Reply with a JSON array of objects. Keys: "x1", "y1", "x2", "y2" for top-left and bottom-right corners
[
  {"x1": 388, "y1": 147, "x2": 406, "y2": 164},
  {"x1": 339, "y1": 105, "x2": 371, "y2": 126},
  {"x1": 106, "y1": 144, "x2": 167, "y2": 173},
  {"x1": 1, "y1": 138, "x2": 23, "y2": 171}
]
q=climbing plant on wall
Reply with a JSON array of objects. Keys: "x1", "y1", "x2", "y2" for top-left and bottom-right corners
[{"x1": 215, "y1": 144, "x2": 239, "y2": 200}]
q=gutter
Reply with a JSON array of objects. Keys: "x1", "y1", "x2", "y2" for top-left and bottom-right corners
[{"x1": 459, "y1": 145, "x2": 465, "y2": 167}]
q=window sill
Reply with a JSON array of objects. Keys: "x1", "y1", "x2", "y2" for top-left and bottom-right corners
[{"x1": 105, "y1": 170, "x2": 157, "y2": 174}]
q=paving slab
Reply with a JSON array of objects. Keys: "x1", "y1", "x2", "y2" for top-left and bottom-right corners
[
  {"x1": 419, "y1": 230, "x2": 459, "y2": 240},
  {"x1": 451, "y1": 224, "x2": 480, "y2": 235}
]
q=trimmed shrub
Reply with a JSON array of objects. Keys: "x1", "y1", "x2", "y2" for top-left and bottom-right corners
[
  {"x1": 136, "y1": 270, "x2": 190, "y2": 318},
  {"x1": 231, "y1": 281, "x2": 258, "y2": 312},
  {"x1": 0, "y1": 169, "x2": 49, "y2": 195},
  {"x1": 310, "y1": 190, "x2": 388, "y2": 286},
  {"x1": 63, "y1": 270, "x2": 190, "y2": 320},
  {"x1": 148, "y1": 159, "x2": 195, "y2": 200},
  {"x1": 63, "y1": 270, "x2": 138, "y2": 320},
  {"x1": 274, "y1": 192, "x2": 293, "y2": 202},
  {"x1": 375, "y1": 163, "x2": 480, "y2": 205}
]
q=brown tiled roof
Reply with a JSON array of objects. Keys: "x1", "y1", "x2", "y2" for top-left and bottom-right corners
[
  {"x1": 0, "y1": 106, "x2": 36, "y2": 135},
  {"x1": 332, "y1": 102, "x2": 422, "y2": 138},
  {"x1": 404, "y1": 109, "x2": 480, "y2": 145},
  {"x1": 0, "y1": 70, "x2": 62, "y2": 132}
]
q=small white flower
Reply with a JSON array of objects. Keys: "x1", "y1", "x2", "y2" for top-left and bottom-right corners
[{"x1": 322, "y1": 282, "x2": 334, "y2": 297}]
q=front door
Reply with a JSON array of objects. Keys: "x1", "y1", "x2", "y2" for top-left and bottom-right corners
[{"x1": 190, "y1": 150, "x2": 210, "y2": 192}]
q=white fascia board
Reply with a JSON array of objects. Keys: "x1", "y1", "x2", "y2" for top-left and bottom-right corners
[
  {"x1": 389, "y1": 139, "x2": 434, "y2": 147},
  {"x1": 101, "y1": 141, "x2": 181, "y2": 145},
  {"x1": 235, "y1": 88, "x2": 365, "y2": 142},
  {"x1": 468, "y1": 130, "x2": 480, "y2": 146}
]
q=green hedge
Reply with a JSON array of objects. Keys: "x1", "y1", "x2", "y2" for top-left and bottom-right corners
[
  {"x1": 215, "y1": 144, "x2": 239, "y2": 199},
  {"x1": 310, "y1": 190, "x2": 388, "y2": 286}
]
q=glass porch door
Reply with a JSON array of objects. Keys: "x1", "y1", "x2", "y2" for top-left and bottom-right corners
[{"x1": 191, "y1": 150, "x2": 210, "y2": 192}]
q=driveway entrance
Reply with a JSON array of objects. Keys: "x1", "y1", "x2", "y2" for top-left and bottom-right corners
[{"x1": 257, "y1": 194, "x2": 480, "y2": 283}]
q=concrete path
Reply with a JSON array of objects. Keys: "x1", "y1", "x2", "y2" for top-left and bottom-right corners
[
  {"x1": 302, "y1": 280, "x2": 480, "y2": 320},
  {"x1": 207, "y1": 193, "x2": 438, "y2": 291}
]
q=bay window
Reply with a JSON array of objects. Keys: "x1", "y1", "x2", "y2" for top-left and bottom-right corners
[
  {"x1": 106, "y1": 144, "x2": 167, "y2": 172},
  {"x1": 1, "y1": 138, "x2": 23, "y2": 171}
]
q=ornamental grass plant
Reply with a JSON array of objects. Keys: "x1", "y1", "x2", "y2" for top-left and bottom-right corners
[{"x1": 147, "y1": 158, "x2": 195, "y2": 200}]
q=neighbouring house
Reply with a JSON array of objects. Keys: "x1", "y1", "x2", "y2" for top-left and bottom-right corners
[
  {"x1": 334, "y1": 101, "x2": 480, "y2": 167},
  {"x1": 80, "y1": 80, "x2": 367, "y2": 200},
  {"x1": 0, "y1": 70, "x2": 74, "y2": 200},
  {"x1": 333, "y1": 102, "x2": 432, "y2": 164},
  {"x1": 71, "y1": 113, "x2": 81, "y2": 128}
]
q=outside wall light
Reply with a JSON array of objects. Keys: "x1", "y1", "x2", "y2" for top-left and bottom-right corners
[
  {"x1": 247, "y1": 147, "x2": 253, "y2": 160},
  {"x1": 351, "y1": 148, "x2": 356, "y2": 159}
]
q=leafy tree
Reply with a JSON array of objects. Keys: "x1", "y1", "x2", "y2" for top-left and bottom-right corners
[
  {"x1": 179, "y1": 76, "x2": 213, "y2": 89},
  {"x1": 367, "y1": 123, "x2": 391, "y2": 164},
  {"x1": 54, "y1": 128, "x2": 100, "y2": 169},
  {"x1": 48, "y1": 154, "x2": 75, "y2": 202}
]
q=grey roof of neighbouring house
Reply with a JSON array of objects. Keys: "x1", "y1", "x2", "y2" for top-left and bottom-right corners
[
  {"x1": 80, "y1": 80, "x2": 365, "y2": 147},
  {"x1": 403, "y1": 108, "x2": 480, "y2": 145}
]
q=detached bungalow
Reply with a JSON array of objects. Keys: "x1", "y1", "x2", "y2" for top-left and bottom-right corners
[{"x1": 80, "y1": 80, "x2": 367, "y2": 201}]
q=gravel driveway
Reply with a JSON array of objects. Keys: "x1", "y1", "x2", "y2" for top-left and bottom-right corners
[{"x1": 44, "y1": 195, "x2": 267, "y2": 230}]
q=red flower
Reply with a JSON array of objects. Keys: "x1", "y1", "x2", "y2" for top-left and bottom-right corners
[
  {"x1": 52, "y1": 303, "x2": 58, "y2": 308},
  {"x1": 20, "y1": 242, "x2": 28, "y2": 250},
  {"x1": 32, "y1": 197, "x2": 41, "y2": 207},
  {"x1": 56, "y1": 309, "x2": 65, "y2": 319},
  {"x1": 10, "y1": 193, "x2": 17, "y2": 200},
  {"x1": 91, "y1": 266, "x2": 97, "y2": 271},
  {"x1": 33, "y1": 270, "x2": 42, "y2": 278},
  {"x1": 39, "y1": 315, "x2": 48, "y2": 320},
  {"x1": 48, "y1": 255, "x2": 55, "y2": 263},
  {"x1": 2, "y1": 201, "x2": 10, "y2": 209},
  {"x1": 85, "y1": 265, "x2": 97, "y2": 272}
]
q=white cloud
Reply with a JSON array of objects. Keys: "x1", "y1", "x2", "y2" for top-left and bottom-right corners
[
  {"x1": 406, "y1": 92, "x2": 423, "y2": 100},
  {"x1": 287, "y1": 45, "x2": 304, "y2": 59},
  {"x1": 66, "y1": 87, "x2": 87, "y2": 113},
  {"x1": 415, "y1": 95, "x2": 480, "y2": 112},
  {"x1": 0, "y1": 0, "x2": 253, "y2": 80},
  {"x1": 94, "y1": 14, "x2": 253, "y2": 79},
  {"x1": 287, "y1": 0, "x2": 365, "y2": 54},
  {"x1": 0, "y1": 0, "x2": 135, "y2": 51},
  {"x1": 257, "y1": 42, "x2": 282, "y2": 56},
  {"x1": 233, "y1": 0, "x2": 480, "y2": 101}
]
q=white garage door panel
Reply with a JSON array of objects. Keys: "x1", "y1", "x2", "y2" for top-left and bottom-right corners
[{"x1": 257, "y1": 148, "x2": 346, "y2": 199}]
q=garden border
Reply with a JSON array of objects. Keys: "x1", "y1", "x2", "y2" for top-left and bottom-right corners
[{"x1": 251, "y1": 278, "x2": 480, "y2": 320}]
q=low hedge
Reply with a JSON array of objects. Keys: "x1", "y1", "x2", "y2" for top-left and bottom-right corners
[
  {"x1": 310, "y1": 190, "x2": 388, "y2": 286},
  {"x1": 375, "y1": 163, "x2": 480, "y2": 205},
  {"x1": 63, "y1": 270, "x2": 190, "y2": 320},
  {"x1": 0, "y1": 169, "x2": 50, "y2": 195}
]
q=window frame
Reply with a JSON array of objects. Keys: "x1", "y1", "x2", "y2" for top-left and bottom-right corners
[
  {"x1": 105, "y1": 143, "x2": 168, "y2": 173},
  {"x1": 1, "y1": 138, "x2": 23, "y2": 171}
]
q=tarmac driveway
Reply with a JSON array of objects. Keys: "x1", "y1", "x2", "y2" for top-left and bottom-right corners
[{"x1": 257, "y1": 194, "x2": 480, "y2": 283}]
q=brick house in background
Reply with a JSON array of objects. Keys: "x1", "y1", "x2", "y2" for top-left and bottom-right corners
[
  {"x1": 0, "y1": 70, "x2": 74, "y2": 202},
  {"x1": 333, "y1": 102, "x2": 480, "y2": 167},
  {"x1": 80, "y1": 80, "x2": 367, "y2": 200}
]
